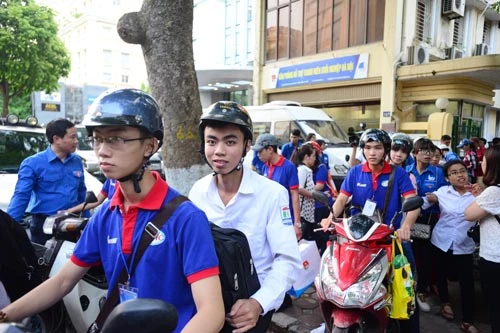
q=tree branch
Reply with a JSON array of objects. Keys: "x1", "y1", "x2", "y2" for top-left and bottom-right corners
[{"x1": 117, "y1": 12, "x2": 145, "y2": 45}]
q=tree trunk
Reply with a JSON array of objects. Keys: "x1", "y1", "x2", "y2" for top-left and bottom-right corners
[
  {"x1": 1, "y1": 81, "x2": 10, "y2": 117},
  {"x1": 117, "y1": 0, "x2": 210, "y2": 194}
]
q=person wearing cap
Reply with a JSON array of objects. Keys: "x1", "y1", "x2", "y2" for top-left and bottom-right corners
[
  {"x1": 253, "y1": 133, "x2": 302, "y2": 240},
  {"x1": 7, "y1": 118, "x2": 86, "y2": 245},
  {"x1": 281, "y1": 129, "x2": 303, "y2": 160},
  {"x1": 190, "y1": 101, "x2": 301, "y2": 332},
  {"x1": 457, "y1": 138, "x2": 478, "y2": 184},
  {"x1": 0, "y1": 89, "x2": 225, "y2": 333}
]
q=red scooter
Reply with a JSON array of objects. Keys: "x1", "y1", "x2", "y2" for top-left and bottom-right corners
[{"x1": 313, "y1": 195, "x2": 422, "y2": 333}]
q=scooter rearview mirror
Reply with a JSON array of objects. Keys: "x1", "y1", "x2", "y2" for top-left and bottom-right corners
[
  {"x1": 101, "y1": 298, "x2": 178, "y2": 333},
  {"x1": 85, "y1": 191, "x2": 99, "y2": 204},
  {"x1": 311, "y1": 190, "x2": 330, "y2": 207},
  {"x1": 401, "y1": 196, "x2": 423, "y2": 213}
]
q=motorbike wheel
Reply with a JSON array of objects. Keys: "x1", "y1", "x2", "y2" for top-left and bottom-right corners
[
  {"x1": 22, "y1": 301, "x2": 67, "y2": 333},
  {"x1": 22, "y1": 314, "x2": 47, "y2": 333}
]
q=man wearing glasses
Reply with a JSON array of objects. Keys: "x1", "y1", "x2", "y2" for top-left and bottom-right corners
[{"x1": 406, "y1": 138, "x2": 448, "y2": 312}]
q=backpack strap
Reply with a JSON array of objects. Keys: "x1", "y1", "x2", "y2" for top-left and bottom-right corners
[
  {"x1": 88, "y1": 195, "x2": 189, "y2": 333},
  {"x1": 382, "y1": 165, "x2": 396, "y2": 225}
]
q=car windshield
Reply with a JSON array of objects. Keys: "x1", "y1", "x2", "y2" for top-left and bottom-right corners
[
  {"x1": 297, "y1": 120, "x2": 349, "y2": 144},
  {"x1": 77, "y1": 127, "x2": 92, "y2": 150},
  {"x1": 0, "y1": 129, "x2": 48, "y2": 173}
]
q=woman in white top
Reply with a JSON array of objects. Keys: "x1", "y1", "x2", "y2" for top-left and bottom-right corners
[
  {"x1": 290, "y1": 143, "x2": 317, "y2": 242},
  {"x1": 465, "y1": 145, "x2": 500, "y2": 333},
  {"x1": 424, "y1": 160, "x2": 479, "y2": 333}
]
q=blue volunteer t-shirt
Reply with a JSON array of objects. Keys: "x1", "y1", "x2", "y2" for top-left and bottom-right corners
[
  {"x1": 406, "y1": 163, "x2": 447, "y2": 214},
  {"x1": 71, "y1": 174, "x2": 219, "y2": 333},
  {"x1": 341, "y1": 162, "x2": 416, "y2": 229},
  {"x1": 262, "y1": 156, "x2": 299, "y2": 220}
]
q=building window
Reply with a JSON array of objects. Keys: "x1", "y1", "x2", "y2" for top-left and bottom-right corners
[
  {"x1": 121, "y1": 75, "x2": 129, "y2": 83},
  {"x1": 265, "y1": 0, "x2": 385, "y2": 62},
  {"x1": 103, "y1": 72, "x2": 112, "y2": 81},
  {"x1": 416, "y1": 0, "x2": 432, "y2": 43},
  {"x1": 102, "y1": 49, "x2": 112, "y2": 67},
  {"x1": 452, "y1": 18, "x2": 464, "y2": 47},
  {"x1": 121, "y1": 52, "x2": 130, "y2": 68},
  {"x1": 483, "y1": 20, "x2": 491, "y2": 45}
]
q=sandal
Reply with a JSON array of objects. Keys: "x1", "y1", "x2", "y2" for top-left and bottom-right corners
[
  {"x1": 460, "y1": 322, "x2": 480, "y2": 333},
  {"x1": 440, "y1": 303, "x2": 454, "y2": 320}
]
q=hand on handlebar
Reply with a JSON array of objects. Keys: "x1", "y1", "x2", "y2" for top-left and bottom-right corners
[
  {"x1": 319, "y1": 214, "x2": 340, "y2": 232},
  {"x1": 396, "y1": 223, "x2": 412, "y2": 242}
]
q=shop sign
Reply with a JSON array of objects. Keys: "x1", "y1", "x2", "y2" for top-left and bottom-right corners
[{"x1": 271, "y1": 53, "x2": 369, "y2": 88}]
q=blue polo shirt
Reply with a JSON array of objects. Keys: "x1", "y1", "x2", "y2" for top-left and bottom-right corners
[
  {"x1": 7, "y1": 147, "x2": 86, "y2": 222},
  {"x1": 341, "y1": 162, "x2": 416, "y2": 229},
  {"x1": 281, "y1": 142, "x2": 301, "y2": 160},
  {"x1": 251, "y1": 150, "x2": 265, "y2": 175},
  {"x1": 406, "y1": 163, "x2": 447, "y2": 214},
  {"x1": 262, "y1": 156, "x2": 299, "y2": 219},
  {"x1": 313, "y1": 164, "x2": 333, "y2": 207},
  {"x1": 101, "y1": 179, "x2": 117, "y2": 199},
  {"x1": 71, "y1": 174, "x2": 219, "y2": 333},
  {"x1": 319, "y1": 153, "x2": 330, "y2": 169}
]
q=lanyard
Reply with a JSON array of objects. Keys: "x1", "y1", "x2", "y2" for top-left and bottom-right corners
[{"x1": 117, "y1": 222, "x2": 142, "y2": 285}]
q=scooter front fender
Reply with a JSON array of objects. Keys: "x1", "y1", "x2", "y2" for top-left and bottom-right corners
[{"x1": 331, "y1": 307, "x2": 363, "y2": 328}]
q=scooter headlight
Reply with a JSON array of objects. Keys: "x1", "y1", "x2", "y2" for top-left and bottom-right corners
[
  {"x1": 343, "y1": 263, "x2": 384, "y2": 307},
  {"x1": 319, "y1": 255, "x2": 387, "y2": 308}
]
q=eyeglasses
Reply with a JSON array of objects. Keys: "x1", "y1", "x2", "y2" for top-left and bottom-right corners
[
  {"x1": 448, "y1": 169, "x2": 467, "y2": 176},
  {"x1": 87, "y1": 136, "x2": 147, "y2": 149},
  {"x1": 418, "y1": 149, "x2": 433, "y2": 155}
]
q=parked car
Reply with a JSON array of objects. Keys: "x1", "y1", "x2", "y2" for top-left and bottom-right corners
[
  {"x1": 0, "y1": 116, "x2": 103, "y2": 212},
  {"x1": 243, "y1": 101, "x2": 352, "y2": 189},
  {"x1": 76, "y1": 125, "x2": 104, "y2": 181},
  {"x1": 149, "y1": 148, "x2": 165, "y2": 179}
]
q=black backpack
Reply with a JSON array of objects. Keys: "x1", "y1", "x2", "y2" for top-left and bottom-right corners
[
  {"x1": 210, "y1": 223, "x2": 260, "y2": 332},
  {"x1": 0, "y1": 210, "x2": 44, "y2": 301}
]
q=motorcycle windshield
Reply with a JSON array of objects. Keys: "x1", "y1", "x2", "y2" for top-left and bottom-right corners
[{"x1": 347, "y1": 214, "x2": 376, "y2": 240}]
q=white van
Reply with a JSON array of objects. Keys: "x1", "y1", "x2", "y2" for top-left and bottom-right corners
[{"x1": 244, "y1": 101, "x2": 351, "y2": 188}]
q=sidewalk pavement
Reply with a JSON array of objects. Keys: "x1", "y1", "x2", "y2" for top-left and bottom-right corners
[{"x1": 268, "y1": 279, "x2": 490, "y2": 333}]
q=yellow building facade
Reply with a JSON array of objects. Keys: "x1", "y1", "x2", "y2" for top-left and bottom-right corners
[{"x1": 253, "y1": 0, "x2": 500, "y2": 144}]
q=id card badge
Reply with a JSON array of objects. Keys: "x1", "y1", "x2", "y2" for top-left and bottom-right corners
[
  {"x1": 362, "y1": 199, "x2": 377, "y2": 216},
  {"x1": 119, "y1": 283, "x2": 138, "y2": 303}
]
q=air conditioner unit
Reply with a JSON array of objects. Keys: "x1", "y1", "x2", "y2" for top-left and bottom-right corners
[
  {"x1": 445, "y1": 46, "x2": 464, "y2": 59},
  {"x1": 474, "y1": 43, "x2": 489, "y2": 56},
  {"x1": 442, "y1": 0, "x2": 465, "y2": 19},
  {"x1": 407, "y1": 44, "x2": 430, "y2": 65}
]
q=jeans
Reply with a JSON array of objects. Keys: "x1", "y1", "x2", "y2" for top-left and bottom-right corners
[{"x1": 30, "y1": 214, "x2": 51, "y2": 245}]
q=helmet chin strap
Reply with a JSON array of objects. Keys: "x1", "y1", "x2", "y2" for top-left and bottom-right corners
[{"x1": 118, "y1": 162, "x2": 147, "y2": 193}]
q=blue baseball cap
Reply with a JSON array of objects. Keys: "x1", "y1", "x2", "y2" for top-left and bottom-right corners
[{"x1": 457, "y1": 138, "x2": 471, "y2": 148}]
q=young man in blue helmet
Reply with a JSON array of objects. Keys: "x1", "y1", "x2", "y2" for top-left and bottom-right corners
[
  {"x1": 0, "y1": 89, "x2": 225, "y2": 333},
  {"x1": 189, "y1": 101, "x2": 301, "y2": 332}
]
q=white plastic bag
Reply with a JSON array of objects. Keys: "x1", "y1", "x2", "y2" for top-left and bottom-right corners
[{"x1": 288, "y1": 240, "x2": 321, "y2": 297}]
